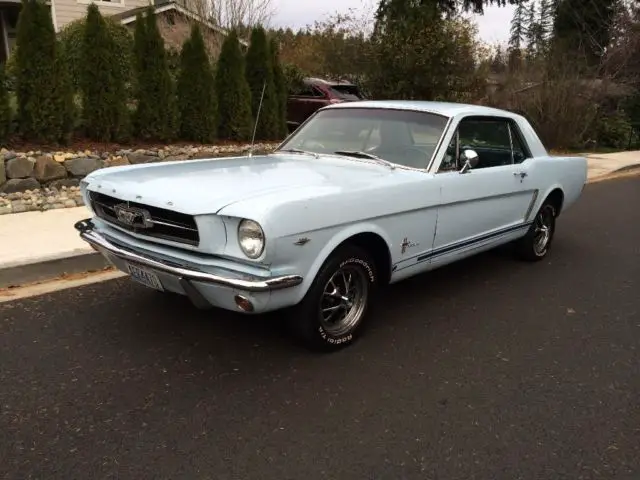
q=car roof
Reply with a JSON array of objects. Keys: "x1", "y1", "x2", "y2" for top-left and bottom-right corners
[
  {"x1": 324, "y1": 100, "x2": 516, "y2": 118},
  {"x1": 305, "y1": 77, "x2": 356, "y2": 87}
]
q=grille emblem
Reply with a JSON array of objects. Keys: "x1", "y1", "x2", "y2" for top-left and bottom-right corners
[{"x1": 113, "y1": 203, "x2": 153, "y2": 228}]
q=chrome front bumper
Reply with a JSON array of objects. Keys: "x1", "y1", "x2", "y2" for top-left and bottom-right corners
[{"x1": 74, "y1": 219, "x2": 303, "y2": 297}]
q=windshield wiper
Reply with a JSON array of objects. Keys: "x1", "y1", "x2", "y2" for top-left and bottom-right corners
[
  {"x1": 333, "y1": 150, "x2": 396, "y2": 169},
  {"x1": 275, "y1": 148, "x2": 320, "y2": 159}
]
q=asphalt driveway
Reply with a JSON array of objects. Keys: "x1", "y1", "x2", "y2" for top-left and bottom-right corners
[{"x1": 1, "y1": 176, "x2": 639, "y2": 479}]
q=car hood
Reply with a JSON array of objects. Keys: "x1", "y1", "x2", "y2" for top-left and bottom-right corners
[{"x1": 85, "y1": 153, "x2": 393, "y2": 215}]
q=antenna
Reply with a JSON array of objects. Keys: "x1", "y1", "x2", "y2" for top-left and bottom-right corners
[{"x1": 248, "y1": 81, "x2": 267, "y2": 158}]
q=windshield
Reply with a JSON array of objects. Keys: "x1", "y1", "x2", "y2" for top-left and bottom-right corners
[{"x1": 277, "y1": 107, "x2": 449, "y2": 169}]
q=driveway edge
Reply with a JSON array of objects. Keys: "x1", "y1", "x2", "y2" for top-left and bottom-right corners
[{"x1": 0, "y1": 252, "x2": 111, "y2": 289}]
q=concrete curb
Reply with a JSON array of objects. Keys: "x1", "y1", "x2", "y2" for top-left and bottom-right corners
[
  {"x1": 0, "y1": 251, "x2": 111, "y2": 289},
  {"x1": 588, "y1": 163, "x2": 640, "y2": 183},
  {"x1": 612, "y1": 163, "x2": 640, "y2": 174}
]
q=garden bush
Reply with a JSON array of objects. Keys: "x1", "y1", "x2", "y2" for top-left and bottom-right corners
[
  {"x1": 270, "y1": 37, "x2": 288, "y2": 138},
  {"x1": 176, "y1": 25, "x2": 217, "y2": 143},
  {"x1": 59, "y1": 15, "x2": 133, "y2": 94},
  {"x1": 14, "y1": 0, "x2": 73, "y2": 143},
  {"x1": 216, "y1": 29, "x2": 253, "y2": 141},
  {"x1": 245, "y1": 26, "x2": 279, "y2": 140},
  {"x1": 133, "y1": 7, "x2": 177, "y2": 141},
  {"x1": 0, "y1": 66, "x2": 12, "y2": 143},
  {"x1": 81, "y1": 3, "x2": 130, "y2": 142}
]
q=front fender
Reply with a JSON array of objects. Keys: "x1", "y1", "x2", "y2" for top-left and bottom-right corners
[{"x1": 276, "y1": 222, "x2": 394, "y2": 305}]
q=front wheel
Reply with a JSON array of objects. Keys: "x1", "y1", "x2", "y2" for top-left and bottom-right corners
[
  {"x1": 288, "y1": 245, "x2": 378, "y2": 351},
  {"x1": 515, "y1": 200, "x2": 557, "y2": 261}
]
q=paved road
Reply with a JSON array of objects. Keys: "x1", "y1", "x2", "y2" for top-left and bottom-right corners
[{"x1": 2, "y1": 176, "x2": 639, "y2": 480}]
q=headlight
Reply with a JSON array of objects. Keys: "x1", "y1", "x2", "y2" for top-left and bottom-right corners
[{"x1": 237, "y1": 219, "x2": 265, "y2": 259}]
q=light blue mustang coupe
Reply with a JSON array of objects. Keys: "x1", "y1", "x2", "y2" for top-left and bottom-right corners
[{"x1": 75, "y1": 101, "x2": 588, "y2": 351}]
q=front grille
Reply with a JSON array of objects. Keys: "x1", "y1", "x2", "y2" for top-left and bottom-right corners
[{"x1": 89, "y1": 192, "x2": 200, "y2": 246}]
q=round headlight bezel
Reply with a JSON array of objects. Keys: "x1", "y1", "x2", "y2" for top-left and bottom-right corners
[{"x1": 237, "y1": 219, "x2": 265, "y2": 259}]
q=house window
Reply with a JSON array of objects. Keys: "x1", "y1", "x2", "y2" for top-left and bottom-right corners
[{"x1": 4, "y1": 8, "x2": 18, "y2": 55}]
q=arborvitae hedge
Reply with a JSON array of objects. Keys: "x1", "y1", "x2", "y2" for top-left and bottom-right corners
[
  {"x1": 176, "y1": 25, "x2": 217, "y2": 143},
  {"x1": 133, "y1": 7, "x2": 177, "y2": 141},
  {"x1": 0, "y1": 66, "x2": 11, "y2": 144},
  {"x1": 245, "y1": 26, "x2": 279, "y2": 140},
  {"x1": 14, "y1": 0, "x2": 73, "y2": 143},
  {"x1": 269, "y1": 37, "x2": 288, "y2": 138},
  {"x1": 216, "y1": 29, "x2": 253, "y2": 141},
  {"x1": 81, "y1": 4, "x2": 130, "y2": 142},
  {"x1": 58, "y1": 16, "x2": 133, "y2": 93}
]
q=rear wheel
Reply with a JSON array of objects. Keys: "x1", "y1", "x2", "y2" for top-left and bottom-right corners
[
  {"x1": 288, "y1": 245, "x2": 377, "y2": 351},
  {"x1": 515, "y1": 200, "x2": 557, "y2": 261}
]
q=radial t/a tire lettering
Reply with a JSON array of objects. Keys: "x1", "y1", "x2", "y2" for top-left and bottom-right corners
[{"x1": 288, "y1": 245, "x2": 378, "y2": 351}]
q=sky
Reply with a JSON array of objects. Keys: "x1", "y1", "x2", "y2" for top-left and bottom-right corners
[{"x1": 269, "y1": 0, "x2": 515, "y2": 47}]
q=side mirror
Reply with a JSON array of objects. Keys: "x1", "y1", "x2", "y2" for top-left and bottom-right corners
[{"x1": 459, "y1": 149, "x2": 479, "y2": 174}]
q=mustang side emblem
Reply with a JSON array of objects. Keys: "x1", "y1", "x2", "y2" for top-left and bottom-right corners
[
  {"x1": 401, "y1": 237, "x2": 419, "y2": 254},
  {"x1": 113, "y1": 203, "x2": 153, "y2": 228}
]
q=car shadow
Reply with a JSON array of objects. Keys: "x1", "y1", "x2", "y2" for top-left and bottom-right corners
[{"x1": 114, "y1": 244, "x2": 523, "y2": 357}]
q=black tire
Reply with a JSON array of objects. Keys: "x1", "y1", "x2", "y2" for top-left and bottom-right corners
[
  {"x1": 515, "y1": 200, "x2": 557, "y2": 261},
  {"x1": 288, "y1": 244, "x2": 378, "y2": 351}
]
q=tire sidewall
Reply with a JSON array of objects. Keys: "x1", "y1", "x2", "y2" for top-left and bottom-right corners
[
  {"x1": 520, "y1": 202, "x2": 557, "y2": 260},
  {"x1": 292, "y1": 246, "x2": 378, "y2": 350}
]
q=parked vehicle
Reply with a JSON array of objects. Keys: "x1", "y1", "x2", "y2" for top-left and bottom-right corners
[
  {"x1": 286, "y1": 77, "x2": 365, "y2": 132},
  {"x1": 75, "y1": 100, "x2": 588, "y2": 351}
]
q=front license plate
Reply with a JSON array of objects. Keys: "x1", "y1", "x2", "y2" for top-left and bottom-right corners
[{"x1": 126, "y1": 263, "x2": 164, "y2": 291}]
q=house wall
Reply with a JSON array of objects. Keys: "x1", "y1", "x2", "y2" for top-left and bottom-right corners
[
  {"x1": 52, "y1": 0, "x2": 151, "y2": 31},
  {"x1": 140, "y1": 10, "x2": 225, "y2": 58}
]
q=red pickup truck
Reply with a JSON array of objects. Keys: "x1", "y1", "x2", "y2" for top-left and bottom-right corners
[{"x1": 286, "y1": 77, "x2": 366, "y2": 132}]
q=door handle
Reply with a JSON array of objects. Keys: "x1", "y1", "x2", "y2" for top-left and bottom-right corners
[{"x1": 513, "y1": 171, "x2": 528, "y2": 179}]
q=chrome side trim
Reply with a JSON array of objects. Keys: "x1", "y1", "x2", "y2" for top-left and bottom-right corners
[{"x1": 74, "y1": 219, "x2": 303, "y2": 293}]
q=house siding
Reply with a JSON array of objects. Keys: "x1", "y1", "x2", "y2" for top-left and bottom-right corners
[
  {"x1": 54, "y1": 0, "x2": 150, "y2": 31},
  {"x1": 142, "y1": 10, "x2": 225, "y2": 58}
]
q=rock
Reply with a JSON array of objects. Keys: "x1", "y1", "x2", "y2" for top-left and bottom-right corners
[
  {"x1": 49, "y1": 178, "x2": 80, "y2": 189},
  {"x1": 162, "y1": 154, "x2": 189, "y2": 162},
  {"x1": 64, "y1": 157, "x2": 102, "y2": 176},
  {"x1": 34, "y1": 155, "x2": 67, "y2": 182},
  {"x1": 127, "y1": 152, "x2": 157, "y2": 165},
  {"x1": 191, "y1": 152, "x2": 216, "y2": 160},
  {"x1": 64, "y1": 199, "x2": 77, "y2": 208},
  {"x1": 104, "y1": 156, "x2": 130, "y2": 168},
  {"x1": 2, "y1": 151, "x2": 17, "y2": 161},
  {"x1": 6, "y1": 156, "x2": 35, "y2": 179},
  {"x1": 0, "y1": 178, "x2": 40, "y2": 194},
  {"x1": 0, "y1": 203, "x2": 12, "y2": 215},
  {"x1": 12, "y1": 200, "x2": 27, "y2": 213},
  {"x1": 0, "y1": 159, "x2": 6, "y2": 185}
]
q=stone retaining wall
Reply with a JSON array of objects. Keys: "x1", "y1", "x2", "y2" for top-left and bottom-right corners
[{"x1": 0, "y1": 143, "x2": 278, "y2": 215}]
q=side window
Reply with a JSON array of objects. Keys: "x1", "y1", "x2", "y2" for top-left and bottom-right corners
[
  {"x1": 439, "y1": 132, "x2": 459, "y2": 172},
  {"x1": 458, "y1": 119, "x2": 511, "y2": 152},
  {"x1": 437, "y1": 116, "x2": 533, "y2": 173},
  {"x1": 509, "y1": 123, "x2": 530, "y2": 164},
  {"x1": 290, "y1": 83, "x2": 323, "y2": 97},
  {"x1": 456, "y1": 117, "x2": 515, "y2": 170}
]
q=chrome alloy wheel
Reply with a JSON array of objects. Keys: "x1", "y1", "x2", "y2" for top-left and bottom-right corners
[
  {"x1": 319, "y1": 264, "x2": 369, "y2": 336},
  {"x1": 533, "y1": 204, "x2": 555, "y2": 256}
]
